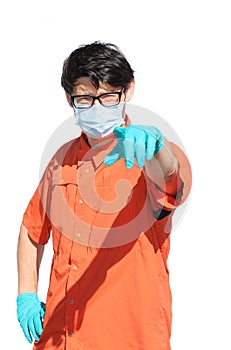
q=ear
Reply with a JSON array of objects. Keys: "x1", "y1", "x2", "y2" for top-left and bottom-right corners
[
  {"x1": 124, "y1": 79, "x2": 135, "y2": 102},
  {"x1": 65, "y1": 92, "x2": 73, "y2": 107}
]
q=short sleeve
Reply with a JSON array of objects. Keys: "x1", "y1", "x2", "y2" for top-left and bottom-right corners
[
  {"x1": 146, "y1": 142, "x2": 192, "y2": 214},
  {"x1": 22, "y1": 162, "x2": 53, "y2": 245}
]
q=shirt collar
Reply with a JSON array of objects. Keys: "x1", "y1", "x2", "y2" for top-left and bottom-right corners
[{"x1": 79, "y1": 132, "x2": 117, "y2": 169}]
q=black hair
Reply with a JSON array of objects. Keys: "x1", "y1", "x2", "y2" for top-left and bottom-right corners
[{"x1": 61, "y1": 41, "x2": 134, "y2": 94}]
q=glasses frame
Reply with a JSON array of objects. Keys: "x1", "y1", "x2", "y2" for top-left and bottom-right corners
[{"x1": 71, "y1": 88, "x2": 124, "y2": 109}]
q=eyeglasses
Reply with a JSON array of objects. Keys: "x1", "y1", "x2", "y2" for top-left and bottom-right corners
[{"x1": 71, "y1": 89, "x2": 124, "y2": 109}]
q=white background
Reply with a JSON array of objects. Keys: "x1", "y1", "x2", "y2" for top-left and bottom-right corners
[{"x1": 1, "y1": 0, "x2": 230, "y2": 349}]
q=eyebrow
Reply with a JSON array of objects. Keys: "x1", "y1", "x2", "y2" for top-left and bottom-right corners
[{"x1": 74, "y1": 86, "x2": 120, "y2": 96}]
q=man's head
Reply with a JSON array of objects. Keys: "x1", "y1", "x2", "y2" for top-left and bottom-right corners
[
  {"x1": 61, "y1": 41, "x2": 135, "y2": 144},
  {"x1": 61, "y1": 41, "x2": 134, "y2": 96}
]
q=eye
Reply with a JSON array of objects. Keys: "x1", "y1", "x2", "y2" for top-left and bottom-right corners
[
  {"x1": 75, "y1": 96, "x2": 93, "y2": 105},
  {"x1": 100, "y1": 93, "x2": 120, "y2": 106}
]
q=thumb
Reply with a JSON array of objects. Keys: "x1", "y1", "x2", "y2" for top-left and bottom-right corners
[
  {"x1": 40, "y1": 302, "x2": 46, "y2": 319},
  {"x1": 104, "y1": 143, "x2": 121, "y2": 166},
  {"x1": 113, "y1": 126, "x2": 127, "y2": 140}
]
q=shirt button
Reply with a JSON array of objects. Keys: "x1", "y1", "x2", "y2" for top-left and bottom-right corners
[
  {"x1": 70, "y1": 299, "x2": 75, "y2": 304},
  {"x1": 72, "y1": 265, "x2": 78, "y2": 271},
  {"x1": 85, "y1": 168, "x2": 90, "y2": 174},
  {"x1": 79, "y1": 199, "x2": 83, "y2": 205},
  {"x1": 69, "y1": 331, "x2": 74, "y2": 337}
]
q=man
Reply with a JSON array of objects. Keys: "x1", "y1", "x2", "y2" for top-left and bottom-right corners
[{"x1": 17, "y1": 41, "x2": 191, "y2": 350}]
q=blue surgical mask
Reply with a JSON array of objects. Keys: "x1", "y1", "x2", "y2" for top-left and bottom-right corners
[{"x1": 74, "y1": 103, "x2": 126, "y2": 138}]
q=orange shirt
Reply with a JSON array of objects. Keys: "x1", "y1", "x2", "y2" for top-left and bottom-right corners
[{"x1": 23, "y1": 133, "x2": 191, "y2": 350}]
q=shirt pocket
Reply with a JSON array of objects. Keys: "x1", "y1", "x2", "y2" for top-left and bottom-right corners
[{"x1": 49, "y1": 166, "x2": 79, "y2": 232}]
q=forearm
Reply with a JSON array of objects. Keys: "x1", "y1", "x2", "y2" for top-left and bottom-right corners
[
  {"x1": 17, "y1": 223, "x2": 44, "y2": 295},
  {"x1": 145, "y1": 138, "x2": 179, "y2": 195}
]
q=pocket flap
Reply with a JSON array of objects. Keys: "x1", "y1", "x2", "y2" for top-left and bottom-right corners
[{"x1": 52, "y1": 165, "x2": 78, "y2": 185}]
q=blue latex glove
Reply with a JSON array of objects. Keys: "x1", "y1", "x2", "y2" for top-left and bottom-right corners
[
  {"x1": 104, "y1": 124, "x2": 164, "y2": 168},
  {"x1": 17, "y1": 293, "x2": 46, "y2": 343}
]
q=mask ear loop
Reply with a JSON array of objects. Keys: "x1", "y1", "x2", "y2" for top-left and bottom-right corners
[
  {"x1": 124, "y1": 113, "x2": 131, "y2": 126},
  {"x1": 121, "y1": 103, "x2": 127, "y2": 124},
  {"x1": 122, "y1": 87, "x2": 128, "y2": 124}
]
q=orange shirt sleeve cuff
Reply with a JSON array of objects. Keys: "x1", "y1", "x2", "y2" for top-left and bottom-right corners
[{"x1": 146, "y1": 142, "x2": 192, "y2": 212}]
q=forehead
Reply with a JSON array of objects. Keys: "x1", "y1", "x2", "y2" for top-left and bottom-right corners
[{"x1": 73, "y1": 77, "x2": 121, "y2": 95}]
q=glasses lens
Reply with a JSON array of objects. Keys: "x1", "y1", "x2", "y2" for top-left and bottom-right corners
[
  {"x1": 74, "y1": 96, "x2": 93, "y2": 109},
  {"x1": 99, "y1": 93, "x2": 120, "y2": 107}
]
